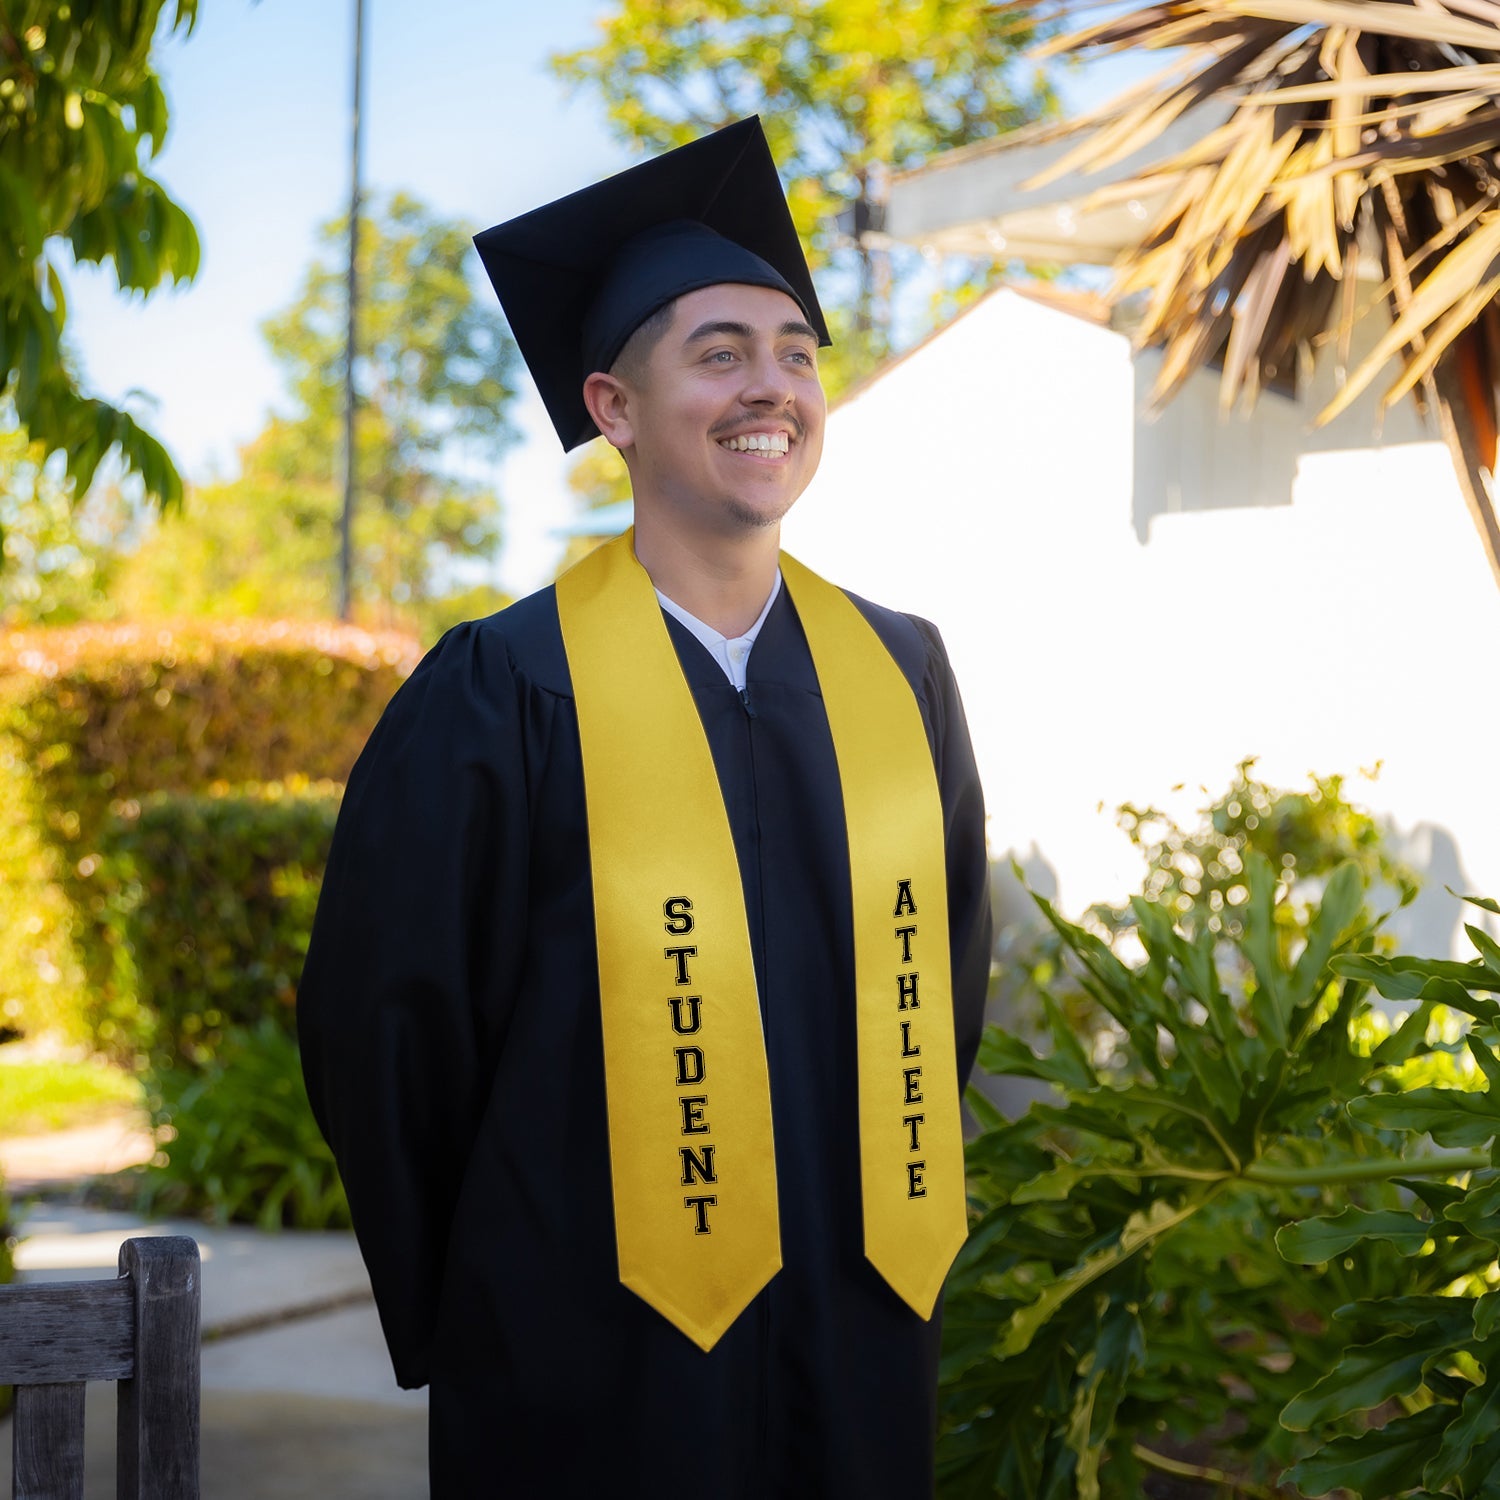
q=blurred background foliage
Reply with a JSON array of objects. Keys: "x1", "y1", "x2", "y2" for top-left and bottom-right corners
[
  {"x1": 1, "y1": 193, "x2": 520, "y2": 643},
  {"x1": 995, "y1": 761, "x2": 1423, "y2": 1053},
  {"x1": 0, "y1": 619, "x2": 413, "y2": 1037},
  {"x1": 0, "y1": 621, "x2": 413, "y2": 1227}
]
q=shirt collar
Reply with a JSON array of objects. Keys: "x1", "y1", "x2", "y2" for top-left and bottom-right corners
[{"x1": 655, "y1": 570, "x2": 782, "y2": 690}]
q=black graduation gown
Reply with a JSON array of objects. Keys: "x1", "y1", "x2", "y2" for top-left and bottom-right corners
[{"x1": 297, "y1": 580, "x2": 992, "y2": 1500}]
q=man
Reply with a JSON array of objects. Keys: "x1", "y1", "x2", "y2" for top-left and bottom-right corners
[{"x1": 298, "y1": 118, "x2": 991, "y2": 1499}]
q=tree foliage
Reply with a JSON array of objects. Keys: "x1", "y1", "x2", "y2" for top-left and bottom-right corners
[
  {"x1": 0, "y1": 0, "x2": 202, "y2": 520},
  {"x1": 117, "y1": 193, "x2": 519, "y2": 640},
  {"x1": 552, "y1": 0, "x2": 1056, "y2": 391}
]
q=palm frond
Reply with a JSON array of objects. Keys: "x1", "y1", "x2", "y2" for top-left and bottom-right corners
[{"x1": 1028, "y1": 0, "x2": 1500, "y2": 450}]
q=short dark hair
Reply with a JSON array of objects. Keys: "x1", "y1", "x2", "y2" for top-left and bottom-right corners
[{"x1": 609, "y1": 299, "x2": 677, "y2": 384}]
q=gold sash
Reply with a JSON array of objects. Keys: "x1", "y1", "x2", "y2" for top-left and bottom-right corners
[{"x1": 556, "y1": 531, "x2": 965, "y2": 1350}]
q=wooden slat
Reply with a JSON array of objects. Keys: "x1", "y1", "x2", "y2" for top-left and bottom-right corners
[
  {"x1": 117, "y1": 1236, "x2": 201, "y2": 1500},
  {"x1": 0, "y1": 1279, "x2": 133, "y2": 1382},
  {"x1": 12, "y1": 1382, "x2": 86, "y2": 1500}
]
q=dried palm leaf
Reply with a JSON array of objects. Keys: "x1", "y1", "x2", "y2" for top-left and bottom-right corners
[{"x1": 1017, "y1": 0, "x2": 1500, "y2": 580}]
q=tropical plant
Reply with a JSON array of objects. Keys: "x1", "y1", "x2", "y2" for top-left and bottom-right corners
[
  {"x1": 1005, "y1": 0, "x2": 1500, "y2": 583},
  {"x1": 0, "y1": 0, "x2": 202, "y2": 517},
  {"x1": 942, "y1": 859, "x2": 1500, "y2": 1497},
  {"x1": 1278, "y1": 912, "x2": 1500, "y2": 1499}
]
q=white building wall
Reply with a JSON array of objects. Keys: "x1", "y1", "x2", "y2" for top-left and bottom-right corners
[{"x1": 783, "y1": 288, "x2": 1500, "y2": 954}]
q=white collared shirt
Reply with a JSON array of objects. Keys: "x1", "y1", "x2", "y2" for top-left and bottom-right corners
[{"x1": 655, "y1": 571, "x2": 782, "y2": 691}]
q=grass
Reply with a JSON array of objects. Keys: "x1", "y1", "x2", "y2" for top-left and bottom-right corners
[{"x1": 0, "y1": 1058, "x2": 143, "y2": 1137}]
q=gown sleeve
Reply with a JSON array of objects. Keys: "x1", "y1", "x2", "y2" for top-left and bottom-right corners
[
  {"x1": 297, "y1": 618, "x2": 528, "y2": 1389},
  {"x1": 911, "y1": 618, "x2": 993, "y2": 1092}
]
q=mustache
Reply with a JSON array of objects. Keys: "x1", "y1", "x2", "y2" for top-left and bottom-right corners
[{"x1": 708, "y1": 413, "x2": 805, "y2": 442}]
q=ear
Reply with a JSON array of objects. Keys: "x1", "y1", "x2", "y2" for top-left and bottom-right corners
[{"x1": 583, "y1": 371, "x2": 636, "y2": 451}]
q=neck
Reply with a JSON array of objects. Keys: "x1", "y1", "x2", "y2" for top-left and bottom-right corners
[{"x1": 633, "y1": 514, "x2": 781, "y2": 637}]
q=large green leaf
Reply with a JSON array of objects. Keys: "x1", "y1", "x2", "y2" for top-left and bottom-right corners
[
  {"x1": 999, "y1": 1196, "x2": 1207, "y2": 1357},
  {"x1": 1283, "y1": 1404, "x2": 1452, "y2": 1498},
  {"x1": 1350, "y1": 1087, "x2": 1500, "y2": 1147},
  {"x1": 1476, "y1": 1291, "x2": 1500, "y2": 1342},
  {"x1": 1277, "y1": 1206, "x2": 1441, "y2": 1262},
  {"x1": 976, "y1": 1012, "x2": 1095, "y2": 1093},
  {"x1": 1370, "y1": 1001, "x2": 1438, "y2": 1068},
  {"x1": 1469, "y1": 925, "x2": 1500, "y2": 976},
  {"x1": 1280, "y1": 1330, "x2": 1450, "y2": 1430},
  {"x1": 1329, "y1": 1295, "x2": 1478, "y2": 1343},
  {"x1": 1242, "y1": 852, "x2": 1292, "y2": 1048},
  {"x1": 1332, "y1": 954, "x2": 1500, "y2": 1015},
  {"x1": 1444, "y1": 1176, "x2": 1500, "y2": 1241},
  {"x1": 1425, "y1": 1365, "x2": 1500, "y2": 1489},
  {"x1": 1470, "y1": 1031, "x2": 1500, "y2": 1092},
  {"x1": 1289, "y1": 861, "x2": 1365, "y2": 1014}
]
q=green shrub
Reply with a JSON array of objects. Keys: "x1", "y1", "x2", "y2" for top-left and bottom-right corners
[
  {"x1": 941, "y1": 861, "x2": 1500, "y2": 1498},
  {"x1": 139, "y1": 1017, "x2": 348, "y2": 1231},
  {"x1": 98, "y1": 780, "x2": 341, "y2": 1065},
  {"x1": 0, "y1": 620, "x2": 415, "y2": 1046}
]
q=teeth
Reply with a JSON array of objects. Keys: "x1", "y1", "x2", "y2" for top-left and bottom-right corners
[{"x1": 719, "y1": 433, "x2": 789, "y2": 454}]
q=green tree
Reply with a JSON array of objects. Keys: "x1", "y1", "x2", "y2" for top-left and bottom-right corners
[
  {"x1": 116, "y1": 193, "x2": 520, "y2": 640},
  {"x1": 552, "y1": 0, "x2": 1057, "y2": 391},
  {"x1": 1, "y1": 0, "x2": 201, "y2": 519}
]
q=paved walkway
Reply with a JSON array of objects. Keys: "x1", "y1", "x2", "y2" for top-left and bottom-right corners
[
  {"x1": 1, "y1": 1144, "x2": 429, "y2": 1497},
  {"x1": 0, "y1": 1113, "x2": 156, "y2": 1192}
]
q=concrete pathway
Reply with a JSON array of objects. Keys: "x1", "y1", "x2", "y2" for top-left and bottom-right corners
[
  {"x1": 1, "y1": 1193, "x2": 429, "y2": 1496},
  {"x1": 0, "y1": 1113, "x2": 155, "y2": 1191}
]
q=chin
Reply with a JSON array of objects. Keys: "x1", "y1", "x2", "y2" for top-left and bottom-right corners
[{"x1": 722, "y1": 493, "x2": 798, "y2": 531}]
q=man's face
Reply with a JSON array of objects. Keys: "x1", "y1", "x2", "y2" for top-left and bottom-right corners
[{"x1": 618, "y1": 283, "x2": 826, "y2": 536}]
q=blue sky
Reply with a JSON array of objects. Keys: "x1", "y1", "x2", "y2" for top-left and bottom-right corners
[{"x1": 68, "y1": 2, "x2": 1142, "y2": 595}]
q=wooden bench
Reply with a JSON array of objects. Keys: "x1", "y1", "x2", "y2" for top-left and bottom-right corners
[{"x1": 0, "y1": 1235, "x2": 200, "y2": 1499}]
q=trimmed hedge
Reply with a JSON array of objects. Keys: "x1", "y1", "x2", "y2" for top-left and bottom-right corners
[
  {"x1": 0, "y1": 620, "x2": 417, "y2": 1049},
  {"x1": 99, "y1": 781, "x2": 342, "y2": 1066}
]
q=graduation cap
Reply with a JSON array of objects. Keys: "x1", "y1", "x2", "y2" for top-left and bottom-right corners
[{"x1": 474, "y1": 116, "x2": 831, "y2": 452}]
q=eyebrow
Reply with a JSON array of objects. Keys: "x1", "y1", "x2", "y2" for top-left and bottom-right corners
[{"x1": 683, "y1": 319, "x2": 820, "y2": 344}]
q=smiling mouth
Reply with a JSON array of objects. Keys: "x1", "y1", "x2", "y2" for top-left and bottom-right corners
[{"x1": 717, "y1": 432, "x2": 790, "y2": 455}]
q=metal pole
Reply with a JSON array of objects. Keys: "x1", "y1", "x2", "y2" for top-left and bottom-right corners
[{"x1": 338, "y1": 0, "x2": 365, "y2": 621}]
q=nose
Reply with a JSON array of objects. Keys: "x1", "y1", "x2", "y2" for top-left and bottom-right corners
[{"x1": 741, "y1": 347, "x2": 794, "y2": 407}]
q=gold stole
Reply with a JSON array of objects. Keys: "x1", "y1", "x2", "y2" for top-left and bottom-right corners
[{"x1": 556, "y1": 531, "x2": 966, "y2": 1351}]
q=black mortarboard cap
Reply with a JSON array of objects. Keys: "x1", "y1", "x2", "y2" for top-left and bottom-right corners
[{"x1": 474, "y1": 116, "x2": 831, "y2": 451}]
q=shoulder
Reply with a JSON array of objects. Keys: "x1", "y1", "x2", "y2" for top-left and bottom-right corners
[
  {"x1": 419, "y1": 585, "x2": 573, "y2": 702},
  {"x1": 841, "y1": 588, "x2": 953, "y2": 699}
]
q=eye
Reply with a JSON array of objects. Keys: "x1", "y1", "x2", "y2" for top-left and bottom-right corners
[
  {"x1": 706, "y1": 348, "x2": 738, "y2": 364},
  {"x1": 784, "y1": 348, "x2": 816, "y2": 367}
]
